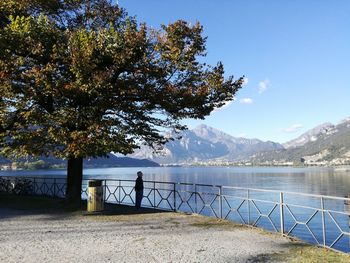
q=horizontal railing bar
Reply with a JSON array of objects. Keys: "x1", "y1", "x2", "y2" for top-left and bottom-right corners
[
  {"x1": 222, "y1": 185, "x2": 350, "y2": 202},
  {"x1": 283, "y1": 202, "x2": 350, "y2": 216},
  {"x1": 0, "y1": 176, "x2": 66, "y2": 180},
  {"x1": 323, "y1": 210, "x2": 350, "y2": 216},
  {"x1": 282, "y1": 203, "x2": 322, "y2": 211}
]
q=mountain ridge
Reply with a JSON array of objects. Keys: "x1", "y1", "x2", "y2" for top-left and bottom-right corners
[
  {"x1": 130, "y1": 124, "x2": 284, "y2": 164},
  {"x1": 131, "y1": 116, "x2": 350, "y2": 166},
  {"x1": 2, "y1": 117, "x2": 350, "y2": 168},
  {"x1": 252, "y1": 117, "x2": 350, "y2": 165},
  {"x1": 0, "y1": 154, "x2": 159, "y2": 170}
]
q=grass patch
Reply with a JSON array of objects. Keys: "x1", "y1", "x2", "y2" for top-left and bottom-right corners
[
  {"x1": 190, "y1": 216, "x2": 245, "y2": 230},
  {"x1": 189, "y1": 215, "x2": 350, "y2": 262},
  {"x1": 85, "y1": 213, "x2": 157, "y2": 222},
  {"x1": 286, "y1": 245, "x2": 350, "y2": 263},
  {"x1": 82, "y1": 204, "x2": 175, "y2": 222},
  {"x1": 247, "y1": 243, "x2": 350, "y2": 263}
]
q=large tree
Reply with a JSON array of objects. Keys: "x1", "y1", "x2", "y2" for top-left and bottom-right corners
[{"x1": 0, "y1": 0, "x2": 243, "y2": 203}]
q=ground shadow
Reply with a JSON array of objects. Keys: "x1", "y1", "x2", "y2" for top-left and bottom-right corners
[
  {"x1": 0, "y1": 194, "x2": 170, "y2": 220},
  {"x1": 244, "y1": 242, "x2": 311, "y2": 262},
  {"x1": 95, "y1": 202, "x2": 171, "y2": 216}
]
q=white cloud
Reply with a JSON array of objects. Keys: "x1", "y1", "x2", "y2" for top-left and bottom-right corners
[
  {"x1": 258, "y1": 79, "x2": 270, "y2": 94},
  {"x1": 282, "y1": 124, "x2": 303, "y2": 133},
  {"x1": 239, "y1": 98, "x2": 253, "y2": 104}
]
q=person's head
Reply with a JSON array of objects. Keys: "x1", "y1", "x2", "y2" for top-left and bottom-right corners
[{"x1": 137, "y1": 171, "x2": 143, "y2": 177}]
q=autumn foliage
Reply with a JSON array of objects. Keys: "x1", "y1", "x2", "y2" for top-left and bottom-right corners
[{"x1": 0, "y1": 1, "x2": 243, "y2": 202}]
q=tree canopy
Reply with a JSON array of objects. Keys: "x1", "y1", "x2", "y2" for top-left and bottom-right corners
[{"x1": 0, "y1": 0, "x2": 243, "y2": 202}]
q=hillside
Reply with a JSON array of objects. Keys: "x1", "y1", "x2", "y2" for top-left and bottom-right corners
[
  {"x1": 2, "y1": 117, "x2": 350, "y2": 168},
  {"x1": 84, "y1": 154, "x2": 159, "y2": 168},
  {"x1": 0, "y1": 154, "x2": 159, "y2": 170},
  {"x1": 252, "y1": 118, "x2": 350, "y2": 165},
  {"x1": 130, "y1": 125, "x2": 283, "y2": 164}
]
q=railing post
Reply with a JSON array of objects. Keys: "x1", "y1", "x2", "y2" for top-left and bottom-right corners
[
  {"x1": 247, "y1": 189, "x2": 250, "y2": 224},
  {"x1": 65, "y1": 177, "x2": 67, "y2": 198},
  {"x1": 153, "y1": 181, "x2": 156, "y2": 210},
  {"x1": 53, "y1": 178, "x2": 56, "y2": 197},
  {"x1": 104, "y1": 179, "x2": 107, "y2": 203},
  {"x1": 173, "y1": 183, "x2": 177, "y2": 212},
  {"x1": 194, "y1": 184, "x2": 197, "y2": 213},
  {"x1": 219, "y1": 186, "x2": 223, "y2": 219},
  {"x1": 321, "y1": 197, "x2": 326, "y2": 247},
  {"x1": 118, "y1": 180, "x2": 121, "y2": 204},
  {"x1": 280, "y1": 192, "x2": 284, "y2": 235},
  {"x1": 33, "y1": 177, "x2": 36, "y2": 195}
]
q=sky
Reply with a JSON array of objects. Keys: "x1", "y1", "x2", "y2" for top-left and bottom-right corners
[{"x1": 120, "y1": 0, "x2": 350, "y2": 143}]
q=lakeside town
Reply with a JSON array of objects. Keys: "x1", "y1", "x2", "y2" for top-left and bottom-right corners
[{"x1": 2, "y1": 157, "x2": 350, "y2": 171}]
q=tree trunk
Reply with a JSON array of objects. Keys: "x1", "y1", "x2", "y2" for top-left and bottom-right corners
[{"x1": 66, "y1": 157, "x2": 83, "y2": 204}]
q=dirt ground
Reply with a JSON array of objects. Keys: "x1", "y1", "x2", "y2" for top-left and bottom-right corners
[
  {"x1": 0, "y1": 207, "x2": 293, "y2": 262},
  {"x1": 0, "y1": 197, "x2": 349, "y2": 263}
]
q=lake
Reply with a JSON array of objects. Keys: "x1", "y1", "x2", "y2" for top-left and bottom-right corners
[{"x1": 1, "y1": 166, "x2": 350, "y2": 197}]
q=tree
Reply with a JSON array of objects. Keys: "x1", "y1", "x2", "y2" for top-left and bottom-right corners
[{"x1": 0, "y1": 0, "x2": 244, "y2": 204}]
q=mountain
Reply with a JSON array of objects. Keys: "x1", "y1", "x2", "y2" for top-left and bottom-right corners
[
  {"x1": 252, "y1": 117, "x2": 350, "y2": 165},
  {"x1": 130, "y1": 128, "x2": 229, "y2": 164},
  {"x1": 3, "y1": 117, "x2": 349, "y2": 168},
  {"x1": 0, "y1": 154, "x2": 159, "y2": 170},
  {"x1": 130, "y1": 125, "x2": 283, "y2": 164},
  {"x1": 282, "y1": 122, "x2": 335, "y2": 149},
  {"x1": 193, "y1": 125, "x2": 282, "y2": 159},
  {"x1": 84, "y1": 154, "x2": 159, "y2": 168}
]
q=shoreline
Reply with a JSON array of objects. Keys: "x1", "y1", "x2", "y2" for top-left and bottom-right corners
[{"x1": 2, "y1": 164, "x2": 350, "y2": 172}]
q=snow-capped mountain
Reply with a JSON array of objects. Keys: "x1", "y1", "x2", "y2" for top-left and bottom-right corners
[
  {"x1": 253, "y1": 117, "x2": 350, "y2": 165},
  {"x1": 282, "y1": 122, "x2": 336, "y2": 149},
  {"x1": 130, "y1": 124, "x2": 283, "y2": 164}
]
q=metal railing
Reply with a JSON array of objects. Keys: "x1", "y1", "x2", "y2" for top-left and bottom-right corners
[
  {"x1": 1, "y1": 176, "x2": 350, "y2": 254},
  {"x1": 0, "y1": 176, "x2": 66, "y2": 198}
]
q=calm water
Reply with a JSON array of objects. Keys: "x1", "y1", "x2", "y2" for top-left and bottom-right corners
[{"x1": 1, "y1": 166, "x2": 350, "y2": 197}]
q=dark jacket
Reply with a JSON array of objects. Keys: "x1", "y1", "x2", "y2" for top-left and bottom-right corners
[{"x1": 135, "y1": 177, "x2": 144, "y2": 191}]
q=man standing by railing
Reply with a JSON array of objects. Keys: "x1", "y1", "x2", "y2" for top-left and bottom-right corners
[{"x1": 135, "y1": 171, "x2": 144, "y2": 209}]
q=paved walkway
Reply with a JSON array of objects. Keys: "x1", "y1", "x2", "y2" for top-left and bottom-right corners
[{"x1": 0, "y1": 207, "x2": 294, "y2": 263}]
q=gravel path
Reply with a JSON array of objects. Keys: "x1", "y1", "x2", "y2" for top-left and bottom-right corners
[{"x1": 0, "y1": 208, "x2": 293, "y2": 263}]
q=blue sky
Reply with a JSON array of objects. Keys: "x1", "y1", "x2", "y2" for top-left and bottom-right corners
[{"x1": 121, "y1": 0, "x2": 350, "y2": 143}]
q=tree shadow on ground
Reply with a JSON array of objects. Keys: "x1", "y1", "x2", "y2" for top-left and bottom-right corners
[
  {"x1": 244, "y1": 242, "x2": 312, "y2": 263},
  {"x1": 101, "y1": 202, "x2": 171, "y2": 216},
  {"x1": 0, "y1": 194, "x2": 170, "y2": 220}
]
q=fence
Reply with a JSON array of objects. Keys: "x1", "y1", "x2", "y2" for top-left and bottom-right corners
[{"x1": 1, "y1": 176, "x2": 350, "y2": 254}]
